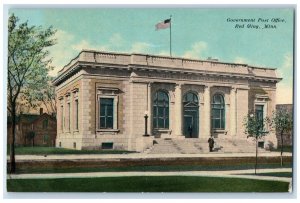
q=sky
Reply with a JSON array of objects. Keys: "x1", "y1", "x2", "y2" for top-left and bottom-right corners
[{"x1": 9, "y1": 7, "x2": 294, "y2": 104}]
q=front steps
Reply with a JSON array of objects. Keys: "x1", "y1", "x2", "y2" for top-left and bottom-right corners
[{"x1": 146, "y1": 137, "x2": 269, "y2": 154}]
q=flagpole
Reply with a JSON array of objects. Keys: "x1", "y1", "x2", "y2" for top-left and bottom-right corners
[{"x1": 170, "y1": 15, "x2": 172, "y2": 57}]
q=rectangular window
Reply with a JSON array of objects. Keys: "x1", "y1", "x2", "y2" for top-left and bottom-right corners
[
  {"x1": 99, "y1": 98, "x2": 114, "y2": 129},
  {"x1": 68, "y1": 103, "x2": 70, "y2": 131},
  {"x1": 255, "y1": 105, "x2": 264, "y2": 130},
  {"x1": 42, "y1": 119, "x2": 48, "y2": 129},
  {"x1": 43, "y1": 134, "x2": 49, "y2": 144},
  {"x1": 75, "y1": 100, "x2": 79, "y2": 130},
  {"x1": 212, "y1": 109, "x2": 225, "y2": 129},
  {"x1": 61, "y1": 105, "x2": 64, "y2": 131}
]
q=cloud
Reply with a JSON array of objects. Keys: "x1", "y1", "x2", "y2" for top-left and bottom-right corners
[
  {"x1": 182, "y1": 41, "x2": 207, "y2": 59},
  {"x1": 157, "y1": 50, "x2": 170, "y2": 56},
  {"x1": 276, "y1": 83, "x2": 293, "y2": 104},
  {"x1": 109, "y1": 33, "x2": 124, "y2": 47},
  {"x1": 233, "y1": 56, "x2": 249, "y2": 64},
  {"x1": 130, "y1": 42, "x2": 152, "y2": 53},
  {"x1": 48, "y1": 30, "x2": 77, "y2": 77},
  {"x1": 277, "y1": 52, "x2": 293, "y2": 78},
  {"x1": 71, "y1": 40, "x2": 109, "y2": 52},
  {"x1": 276, "y1": 52, "x2": 293, "y2": 104}
]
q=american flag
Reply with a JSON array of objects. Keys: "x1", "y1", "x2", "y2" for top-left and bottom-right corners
[{"x1": 155, "y1": 18, "x2": 171, "y2": 30}]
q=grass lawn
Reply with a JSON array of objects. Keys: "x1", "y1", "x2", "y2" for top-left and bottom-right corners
[
  {"x1": 7, "y1": 146, "x2": 136, "y2": 155},
  {"x1": 7, "y1": 176, "x2": 289, "y2": 192},
  {"x1": 245, "y1": 172, "x2": 292, "y2": 178},
  {"x1": 14, "y1": 162, "x2": 292, "y2": 174},
  {"x1": 271, "y1": 146, "x2": 293, "y2": 153}
]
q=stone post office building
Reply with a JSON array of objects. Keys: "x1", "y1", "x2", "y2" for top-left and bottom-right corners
[{"x1": 53, "y1": 50, "x2": 281, "y2": 152}]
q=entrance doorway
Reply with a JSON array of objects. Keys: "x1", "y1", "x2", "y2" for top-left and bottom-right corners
[{"x1": 183, "y1": 92, "x2": 199, "y2": 138}]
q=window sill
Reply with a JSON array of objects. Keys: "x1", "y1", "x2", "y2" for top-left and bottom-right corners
[
  {"x1": 153, "y1": 129, "x2": 170, "y2": 133},
  {"x1": 213, "y1": 129, "x2": 226, "y2": 133},
  {"x1": 97, "y1": 129, "x2": 120, "y2": 133}
]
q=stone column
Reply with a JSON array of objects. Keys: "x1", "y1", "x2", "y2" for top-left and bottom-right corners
[
  {"x1": 203, "y1": 85, "x2": 211, "y2": 138},
  {"x1": 147, "y1": 83, "x2": 152, "y2": 136},
  {"x1": 174, "y1": 83, "x2": 183, "y2": 136},
  {"x1": 230, "y1": 87, "x2": 237, "y2": 137}
]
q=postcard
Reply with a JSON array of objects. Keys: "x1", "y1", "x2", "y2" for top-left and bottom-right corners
[{"x1": 6, "y1": 6, "x2": 294, "y2": 195}]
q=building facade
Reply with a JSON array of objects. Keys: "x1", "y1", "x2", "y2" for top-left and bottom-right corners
[
  {"x1": 53, "y1": 50, "x2": 281, "y2": 152},
  {"x1": 7, "y1": 109, "x2": 57, "y2": 147},
  {"x1": 276, "y1": 104, "x2": 293, "y2": 147}
]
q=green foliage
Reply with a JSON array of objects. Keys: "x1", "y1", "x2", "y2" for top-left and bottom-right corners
[
  {"x1": 269, "y1": 109, "x2": 293, "y2": 135},
  {"x1": 269, "y1": 108, "x2": 293, "y2": 166},
  {"x1": 7, "y1": 13, "x2": 56, "y2": 173},
  {"x1": 7, "y1": 13, "x2": 56, "y2": 112},
  {"x1": 243, "y1": 113, "x2": 269, "y2": 139}
]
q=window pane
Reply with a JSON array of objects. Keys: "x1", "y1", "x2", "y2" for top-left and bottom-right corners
[
  {"x1": 158, "y1": 118, "x2": 164, "y2": 128},
  {"x1": 158, "y1": 100, "x2": 164, "y2": 106},
  {"x1": 100, "y1": 103, "x2": 106, "y2": 116},
  {"x1": 100, "y1": 117, "x2": 106, "y2": 128},
  {"x1": 256, "y1": 105, "x2": 264, "y2": 111},
  {"x1": 158, "y1": 91, "x2": 164, "y2": 100},
  {"x1": 158, "y1": 107, "x2": 164, "y2": 117},
  {"x1": 153, "y1": 106, "x2": 157, "y2": 117},
  {"x1": 212, "y1": 109, "x2": 220, "y2": 119},
  {"x1": 165, "y1": 117, "x2": 169, "y2": 128},
  {"x1": 187, "y1": 93, "x2": 193, "y2": 102},
  {"x1": 107, "y1": 105, "x2": 113, "y2": 116},
  {"x1": 153, "y1": 118, "x2": 157, "y2": 128},
  {"x1": 101, "y1": 98, "x2": 113, "y2": 105},
  {"x1": 214, "y1": 119, "x2": 220, "y2": 129},
  {"x1": 221, "y1": 118, "x2": 225, "y2": 129},
  {"x1": 106, "y1": 117, "x2": 113, "y2": 128},
  {"x1": 165, "y1": 107, "x2": 169, "y2": 118}
]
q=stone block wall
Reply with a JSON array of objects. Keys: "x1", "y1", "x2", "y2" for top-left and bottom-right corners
[{"x1": 236, "y1": 89, "x2": 249, "y2": 138}]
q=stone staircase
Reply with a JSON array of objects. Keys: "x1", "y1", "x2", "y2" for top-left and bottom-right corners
[
  {"x1": 147, "y1": 138, "x2": 209, "y2": 154},
  {"x1": 145, "y1": 139, "x2": 181, "y2": 154},
  {"x1": 145, "y1": 138, "x2": 269, "y2": 154}
]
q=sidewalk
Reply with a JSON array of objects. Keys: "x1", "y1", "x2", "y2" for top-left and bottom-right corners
[
  {"x1": 7, "y1": 168, "x2": 292, "y2": 183},
  {"x1": 8, "y1": 151, "x2": 293, "y2": 161}
]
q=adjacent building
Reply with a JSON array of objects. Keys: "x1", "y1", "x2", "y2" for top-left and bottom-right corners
[
  {"x1": 53, "y1": 50, "x2": 282, "y2": 152},
  {"x1": 7, "y1": 109, "x2": 57, "y2": 147},
  {"x1": 276, "y1": 104, "x2": 293, "y2": 147}
]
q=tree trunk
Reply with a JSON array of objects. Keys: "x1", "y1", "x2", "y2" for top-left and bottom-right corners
[
  {"x1": 255, "y1": 138, "x2": 258, "y2": 175},
  {"x1": 9, "y1": 104, "x2": 16, "y2": 173},
  {"x1": 280, "y1": 130, "x2": 284, "y2": 167}
]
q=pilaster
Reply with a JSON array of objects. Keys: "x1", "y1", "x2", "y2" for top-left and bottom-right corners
[
  {"x1": 174, "y1": 83, "x2": 183, "y2": 136},
  {"x1": 230, "y1": 87, "x2": 237, "y2": 137},
  {"x1": 203, "y1": 85, "x2": 211, "y2": 138}
]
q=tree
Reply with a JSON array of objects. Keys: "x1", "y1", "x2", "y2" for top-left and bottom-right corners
[
  {"x1": 7, "y1": 14, "x2": 56, "y2": 173},
  {"x1": 23, "y1": 77, "x2": 57, "y2": 115},
  {"x1": 243, "y1": 113, "x2": 269, "y2": 175},
  {"x1": 269, "y1": 109, "x2": 293, "y2": 166}
]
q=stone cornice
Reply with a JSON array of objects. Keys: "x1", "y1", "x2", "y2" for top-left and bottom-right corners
[{"x1": 52, "y1": 50, "x2": 282, "y2": 86}]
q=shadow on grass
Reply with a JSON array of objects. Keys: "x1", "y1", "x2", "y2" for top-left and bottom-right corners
[{"x1": 7, "y1": 146, "x2": 136, "y2": 155}]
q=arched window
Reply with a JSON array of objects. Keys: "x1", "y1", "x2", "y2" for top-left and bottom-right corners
[
  {"x1": 211, "y1": 94, "x2": 225, "y2": 129},
  {"x1": 153, "y1": 90, "x2": 169, "y2": 129},
  {"x1": 183, "y1": 92, "x2": 198, "y2": 105}
]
